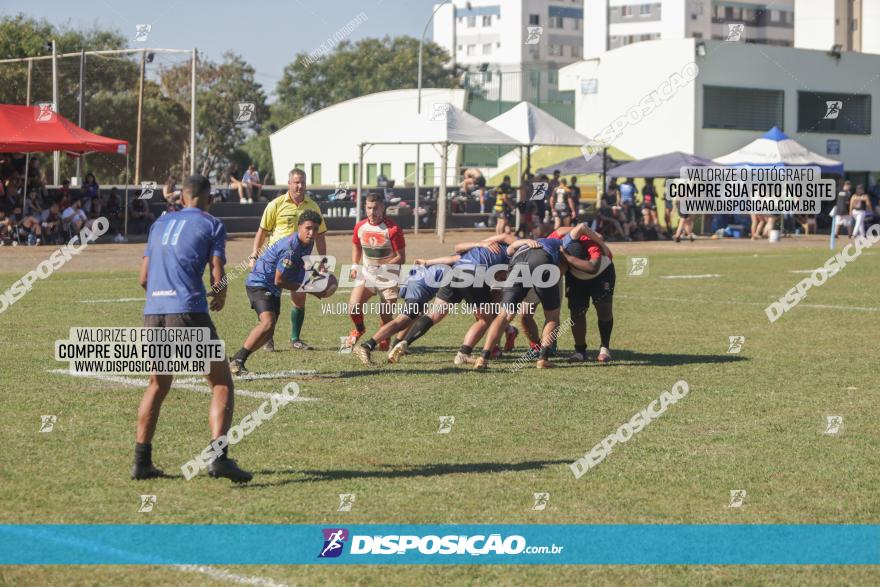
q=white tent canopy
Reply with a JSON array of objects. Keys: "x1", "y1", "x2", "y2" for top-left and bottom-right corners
[
  {"x1": 485, "y1": 101, "x2": 597, "y2": 147},
  {"x1": 358, "y1": 103, "x2": 518, "y2": 240},
  {"x1": 713, "y1": 126, "x2": 844, "y2": 174}
]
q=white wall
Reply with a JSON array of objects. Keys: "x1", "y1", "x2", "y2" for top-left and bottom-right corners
[
  {"x1": 269, "y1": 89, "x2": 466, "y2": 187},
  {"x1": 560, "y1": 38, "x2": 699, "y2": 158},
  {"x1": 860, "y1": 0, "x2": 880, "y2": 54},
  {"x1": 794, "y1": 0, "x2": 837, "y2": 51}
]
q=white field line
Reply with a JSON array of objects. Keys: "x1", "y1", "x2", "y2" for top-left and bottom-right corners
[
  {"x1": 615, "y1": 295, "x2": 879, "y2": 313},
  {"x1": 659, "y1": 274, "x2": 721, "y2": 279},
  {"x1": 47, "y1": 369, "x2": 319, "y2": 402},
  {"x1": 77, "y1": 298, "x2": 143, "y2": 304},
  {"x1": 174, "y1": 565, "x2": 292, "y2": 587},
  {"x1": 176, "y1": 370, "x2": 318, "y2": 384}
]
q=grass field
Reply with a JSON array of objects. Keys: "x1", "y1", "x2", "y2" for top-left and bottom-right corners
[{"x1": 1, "y1": 233, "x2": 878, "y2": 586}]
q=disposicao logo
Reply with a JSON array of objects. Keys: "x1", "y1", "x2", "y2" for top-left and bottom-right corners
[{"x1": 319, "y1": 528, "x2": 349, "y2": 558}]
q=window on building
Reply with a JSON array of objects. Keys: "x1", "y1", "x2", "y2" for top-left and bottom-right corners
[
  {"x1": 693, "y1": 32, "x2": 703, "y2": 39},
  {"x1": 571, "y1": 45, "x2": 581, "y2": 58},
  {"x1": 366, "y1": 163, "x2": 377, "y2": 185},
  {"x1": 352, "y1": 163, "x2": 359, "y2": 182},
  {"x1": 380, "y1": 163, "x2": 392, "y2": 180},
  {"x1": 311, "y1": 163, "x2": 322, "y2": 186},
  {"x1": 622, "y1": 6, "x2": 633, "y2": 17},
  {"x1": 467, "y1": 44, "x2": 476, "y2": 56},
  {"x1": 640, "y1": 4, "x2": 651, "y2": 15},
  {"x1": 703, "y1": 86, "x2": 784, "y2": 131},
  {"x1": 549, "y1": 44, "x2": 563, "y2": 56},
  {"x1": 404, "y1": 163, "x2": 416, "y2": 184},
  {"x1": 798, "y1": 92, "x2": 871, "y2": 134},
  {"x1": 550, "y1": 16, "x2": 564, "y2": 28},
  {"x1": 529, "y1": 14, "x2": 540, "y2": 25},
  {"x1": 852, "y1": 18, "x2": 859, "y2": 31},
  {"x1": 482, "y1": 43, "x2": 492, "y2": 54},
  {"x1": 573, "y1": 18, "x2": 581, "y2": 30},
  {"x1": 483, "y1": 15, "x2": 491, "y2": 26},
  {"x1": 338, "y1": 163, "x2": 350, "y2": 185},
  {"x1": 294, "y1": 163, "x2": 304, "y2": 172},
  {"x1": 467, "y1": 15, "x2": 476, "y2": 27},
  {"x1": 422, "y1": 162, "x2": 435, "y2": 187}
]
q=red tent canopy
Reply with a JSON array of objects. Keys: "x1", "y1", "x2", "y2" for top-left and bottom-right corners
[{"x1": 0, "y1": 104, "x2": 128, "y2": 154}]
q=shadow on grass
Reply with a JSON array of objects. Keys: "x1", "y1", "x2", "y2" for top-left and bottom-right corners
[
  {"x1": 237, "y1": 459, "x2": 572, "y2": 489},
  {"x1": 601, "y1": 350, "x2": 747, "y2": 367}
]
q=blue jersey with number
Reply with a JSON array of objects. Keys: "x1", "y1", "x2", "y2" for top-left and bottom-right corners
[
  {"x1": 400, "y1": 264, "x2": 449, "y2": 305},
  {"x1": 246, "y1": 233, "x2": 313, "y2": 296},
  {"x1": 143, "y1": 207, "x2": 226, "y2": 315}
]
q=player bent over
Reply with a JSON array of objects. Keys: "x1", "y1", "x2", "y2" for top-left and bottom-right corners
[
  {"x1": 552, "y1": 223, "x2": 616, "y2": 363},
  {"x1": 387, "y1": 234, "x2": 519, "y2": 365},
  {"x1": 352, "y1": 264, "x2": 449, "y2": 365},
  {"x1": 474, "y1": 235, "x2": 566, "y2": 370},
  {"x1": 344, "y1": 193, "x2": 405, "y2": 351},
  {"x1": 133, "y1": 175, "x2": 251, "y2": 483},
  {"x1": 230, "y1": 211, "x2": 336, "y2": 376}
]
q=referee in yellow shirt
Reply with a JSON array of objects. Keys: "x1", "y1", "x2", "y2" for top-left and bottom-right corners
[{"x1": 249, "y1": 168, "x2": 327, "y2": 350}]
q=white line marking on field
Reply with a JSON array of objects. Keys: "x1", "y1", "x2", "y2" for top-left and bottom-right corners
[
  {"x1": 47, "y1": 369, "x2": 318, "y2": 402},
  {"x1": 659, "y1": 274, "x2": 721, "y2": 279},
  {"x1": 175, "y1": 565, "x2": 291, "y2": 587},
  {"x1": 789, "y1": 270, "x2": 815, "y2": 274},
  {"x1": 77, "y1": 297, "x2": 143, "y2": 304},
  {"x1": 616, "y1": 295, "x2": 879, "y2": 313},
  {"x1": 177, "y1": 370, "x2": 318, "y2": 384}
]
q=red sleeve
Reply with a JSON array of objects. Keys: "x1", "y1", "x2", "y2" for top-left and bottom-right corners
[
  {"x1": 352, "y1": 219, "x2": 365, "y2": 247},
  {"x1": 389, "y1": 221, "x2": 405, "y2": 251},
  {"x1": 586, "y1": 243, "x2": 602, "y2": 261}
]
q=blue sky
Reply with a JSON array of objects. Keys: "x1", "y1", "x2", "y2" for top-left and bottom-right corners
[{"x1": 3, "y1": 0, "x2": 435, "y2": 97}]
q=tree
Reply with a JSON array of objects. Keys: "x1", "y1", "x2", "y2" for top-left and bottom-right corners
[
  {"x1": 274, "y1": 36, "x2": 460, "y2": 123},
  {"x1": 159, "y1": 52, "x2": 269, "y2": 180}
]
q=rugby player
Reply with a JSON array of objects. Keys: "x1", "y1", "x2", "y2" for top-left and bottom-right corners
[
  {"x1": 249, "y1": 169, "x2": 327, "y2": 350},
  {"x1": 352, "y1": 263, "x2": 449, "y2": 365},
  {"x1": 230, "y1": 211, "x2": 336, "y2": 376},
  {"x1": 551, "y1": 223, "x2": 616, "y2": 363},
  {"x1": 474, "y1": 234, "x2": 566, "y2": 370},
  {"x1": 387, "y1": 234, "x2": 519, "y2": 365},
  {"x1": 133, "y1": 175, "x2": 251, "y2": 483},
  {"x1": 343, "y1": 193, "x2": 406, "y2": 351}
]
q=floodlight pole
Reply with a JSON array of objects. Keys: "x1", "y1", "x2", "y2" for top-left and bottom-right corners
[
  {"x1": 190, "y1": 48, "x2": 197, "y2": 175},
  {"x1": 438, "y1": 142, "x2": 448, "y2": 242},
  {"x1": 77, "y1": 49, "x2": 85, "y2": 180},
  {"x1": 356, "y1": 143, "x2": 365, "y2": 223},
  {"x1": 52, "y1": 40, "x2": 59, "y2": 186},
  {"x1": 135, "y1": 49, "x2": 145, "y2": 185}
]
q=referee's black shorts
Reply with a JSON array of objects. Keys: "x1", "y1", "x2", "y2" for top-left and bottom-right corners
[
  {"x1": 246, "y1": 285, "x2": 281, "y2": 316},
  {"x1": 500, "y1": 248, "x2": 561, "y2": 313}
]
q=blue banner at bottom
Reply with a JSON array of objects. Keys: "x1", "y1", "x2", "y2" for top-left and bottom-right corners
[{"x1": 0, "y1": 525, "x2": 877, "y2": 565}]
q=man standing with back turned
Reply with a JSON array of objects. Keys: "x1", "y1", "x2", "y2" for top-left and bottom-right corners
[{"x1": 133, "y1": 175, "x2": 252, "y2": 483}]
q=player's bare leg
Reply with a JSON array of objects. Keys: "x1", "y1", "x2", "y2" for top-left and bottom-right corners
[
  {"x1": 569, "y1": 309, "x2": 588, "y2": 362},
  {"x1": 456, "y1": 310, "x2": 493, "y2": 365},
  {"x1": 354, "y1": 314, "x2": 412, "y2": 365},
  {"x1": 345, "y1": 284, "x2": 373, "y2": 348},
  {"x1": 388, "y1": 306, "x2": 451, "y2": 363},
  {"x1": 231, "y1": 311, "x2": 276, "y2": 375},
  {"x1": 132, "y1": 374, "x2": 172, "y2": 479},
  {"x1": 204, "y1": 358, "x2": 252, "y2": 481},
  {"x1": 537, "y1": 309, "x2": 561, "y2": 369},
  {"x1": 594, "y1": 300, "x2": 614, "y2": 364},
  {"x1": 474, "y1": 308, "x2": 516, "y2": 370}
]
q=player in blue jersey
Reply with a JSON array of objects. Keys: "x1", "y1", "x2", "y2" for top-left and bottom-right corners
[
  {"x1": 133, "y1": 175, "x2": 251, "y2": 483},
  {"x1": 229, "y1": 210, "x2": 337, "y2": 376},
  {"x1": 386, "y1": 234, "x2": 519, "y2": 365},
  {"x1": 474, "y1": 234, "x2": 566, "y2": 370},
  {"x1": 352, "y1": 263, "x2": 450, "y2": 365}
]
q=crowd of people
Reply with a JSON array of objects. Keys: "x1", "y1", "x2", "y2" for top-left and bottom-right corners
[{"x1": 0, "y1": 154, "x2": 157, "y2": 245}]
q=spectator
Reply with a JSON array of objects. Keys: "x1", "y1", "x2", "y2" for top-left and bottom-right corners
[
  {"x1": 105, "y1": 187, "x2": 125, "y2": 235},
  {"x1": 619, "y1": 177, "x2": 636, "y2": 206},
  {"x1": 86, "y1": 191, "x2": 103, "y2": 221},
  {"x1": 163, "y1": 175, "x2": 181, "y2": 207},
  {"x1": 551, "y1": 178, "x2": 572, "y2": 229},
  {"x1": 594, "y1": 192, "x2": 624, "y2": 239},
  {"x1": 832, "y1": 188, "x2": 852, "y2": 239},
  {"x1": 1, "y1": 183, "x2": 18, "y2": 218},
  {"x1": 850, "y1": 184, "x2": 872, "y2": 239},
  {"x1": 569, "y1": 176, "x2": 581, "y2": 223},
  {"x1": 534, "y1": 173, "x2": 550, "y2": 225},
  {"x1": 242, "y1": 164, "x2": 262, "y2": 203},
  {"x1": 492, "y1": 175, "x2": 514, "y2": 235},
  {"x1": 56, "y1": 179, "x2": 72, "y2": 207},
  {"x1": 663, "y1": 178, "x2": 675, "y2": 237},
  {"x1": 674, "y1": 198, "x2": 695, "y2": 243},
  {"x1": 40, "y1": 203, "x2": 63, "y2": 244},
  {"x1": 27, "y1": 158, "x2": 48, "y2": 204},
  {"x1": 23, "y1": 189, "x2": 43, "y2": 219},
  {"x1": 14, "y1": 205, "x2": 43, "y2": 245},
  {"x1": 641, "y1": 177, "x2": 660, "y2": 233},
  {"x1": 226, "y1": 162, "x2": 246, "y2": 203},
  {"x1": 82, "y1": 172, "x2": 100, "y2": 210},
  {"x1": 129, "y1": 195, "x2": 155, "y2": 233},
  {"x1": 517, "y1": 172, "x2": 538, "y2": 238},
  {"x1": 62, "y1": 199, "x2": 89, "y2": 235},
  {"x1": 619, "y1": 199, "x2": 637, "y2": 241},
  {"x1": 0, "y1": 210, "x2": 12, "y2": 243}
]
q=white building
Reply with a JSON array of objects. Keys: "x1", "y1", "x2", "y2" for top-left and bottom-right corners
[
  {"x1": 432, "y1": 0, "x2": 584, "y2": 100},
  {"x1": 583, "y1": 0, "x2": 794, "y2": 59},
  {"x1": 795, "y1": 0, "x2": 880, "y2": 55},
  {"x1": 269, "y1": 88, "x2": 468, "y2": 188},
  {"x1": 560, "y1": 38, "x2": 880, "y2": 177}
]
